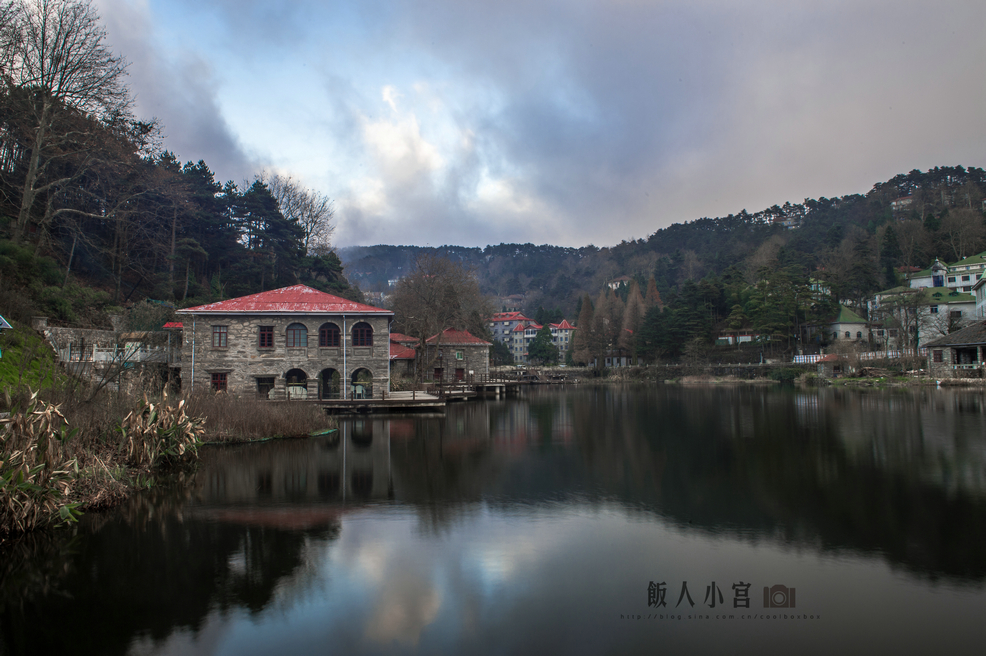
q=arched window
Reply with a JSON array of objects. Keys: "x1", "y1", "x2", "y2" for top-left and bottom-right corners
[
  {"x1": 856, "y1": 331, "x2": 863, "y2": 339},
  {"x1": 844, "y1": 331, "x2": 851, "y2": 339},
  {"x1": 352, "y1": 322, "x2": 373, "y2": 346},
  {"x1": 319, "y1": 322, "x2": 340, "y2": 347},
  {"x1": 286, "y1": 323, "x2": 308, "y2": 348}
]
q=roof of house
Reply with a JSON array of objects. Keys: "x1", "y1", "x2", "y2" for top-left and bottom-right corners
[
  {"x1": 909, "y1": 252, "x2": 986, "y2": 281},
  {"x1": 920, "y1": 289, "x2": 975, "y2": 304},
  {"x1": 512, "y1": 321, "x2": 543, "y2": 332},
  {"x1": 177, "y1": 285, "x2": 392, "y2": 316},
  {"x1": 952, "y1": 250, "x2": 986, "y2": 267},
  {"x1": 551, "y1": 319, "x2": 576, "y2": 330},
  {"x1": 390, "y1": 343, "x2": 417, "y2": 360},
  {"x1": 491, "y1": 312, "x2": 531, "y2": 322},
  {"x1": 874, "y1": 286, "x2": 915, "y2": 297},
  {"x1": 923, "y1": 320, "x2": 986, "y2": 348},
  {"x1": 834, "y1": 305, "x2": 867, "y2": 324},
  {"x1": 0, "y1": 314, "x2": 12, "y2": 330},
  {"x1": 425, "y1": 328, "x2": 492, "y2": 346},
  {"x1": 909, "y1": 268, "x2": 932, "y2": 279},
  {"x1": 390, "y1": 332, "x2": 419, "y2": 344},
  {"x1": 875, "y1": 287, "x2": 974, "y2": 305},
  {"x1": 163, "y1": 321, "x2": 183, "y2": 329}
]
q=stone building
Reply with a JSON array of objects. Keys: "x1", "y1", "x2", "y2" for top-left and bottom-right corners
[
  {"x1": 924, "y1": 320, "x2": 986, "y2": 379},
  {"x1": 423, "y1": 328, "x2": 491, "y2": 382},
  {"x1": 177, "y1": 285, "x2": 393, "y2": 399}
]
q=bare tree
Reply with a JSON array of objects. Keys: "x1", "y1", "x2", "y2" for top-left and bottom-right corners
[
  {"x1": 743, "y1": 234, "x2": 785, "y2": 283},
  {"x1": 895, "y1": 219, "x2": 931, "y2": 270},
  {"x1": 871, "y1": 289, "x2": 920, "y2": 355},
  {"x1": 618, "y1": 280, "x2": 645, "y2": 357},
  {"x1": 257, "y1": 171, "x2": 335, "y2": 254},
  {"x1": 0, "y1": 1, "x2": 22, "y2": 75},
  {"x1": 940, "y1": 208, "x2": 985, "y2": 261},
  {"x1": 3, "y1": 0, "x2": 129, "y2": 244},
  {"x1": 390, "y1": 254, "x2": 493, "y2": 378}
]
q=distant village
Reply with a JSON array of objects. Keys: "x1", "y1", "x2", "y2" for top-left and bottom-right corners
[{"x1": 13, "y1": 244, "x2": 984, "y2": 406}]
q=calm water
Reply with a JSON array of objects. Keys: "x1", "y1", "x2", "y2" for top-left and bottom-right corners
[{"x1": 2, "y1": 385, "x2": 986, "y2": 655}]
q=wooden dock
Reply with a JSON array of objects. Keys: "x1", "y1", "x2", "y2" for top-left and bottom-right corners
[
  {"x1": 272, "y1": 370, "x2": 572, "y2": 415},
  {"x1": 310, "y1": 390, "x2": 445, "y2": 415}
]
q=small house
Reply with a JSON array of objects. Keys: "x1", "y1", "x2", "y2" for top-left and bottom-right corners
[{"x1": 924, "y1": 321, "x2": 986, "y2": 379}]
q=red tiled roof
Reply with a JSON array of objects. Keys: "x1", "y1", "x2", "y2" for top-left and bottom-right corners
[
  {"x1": 491, "y1": 312, "x2": 531, "y2": 322},
  {"x1": 390, "y1": 332, "x2": 419, "y2": 344},
  {"x1": 177, "y1": 285, "x2": 392, "y2": 315},
  {"x1": 390, "y1": 343, "x2": 417, "y2": 359},
  {"x1": 551, "y1": 320, "x2": 576, "y2": 330},
  {"x1": 163, "y1": 321, "x2": 183, "y2": 329},
  {"x1": 425, "y1": 328, "x2": 492, "y2": 345}
]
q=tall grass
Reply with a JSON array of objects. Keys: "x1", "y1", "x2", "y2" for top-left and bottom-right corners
[
  {"x1": 183, "y1": 392, "x2": 335, "y2": 442},
  {"x1": 0, "y1": 393, "x2": 80, "y2": 539},
  {"x1": 120, "y1": 393, "x2": 204, "y2": 469}
]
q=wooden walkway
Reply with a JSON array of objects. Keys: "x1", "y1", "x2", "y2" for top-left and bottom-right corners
[
  {"x1": 275, "y1": 370, "x2": 571, "y2": 415},
  {"x1": 300, "y1": 390, "x2": 446, "y2": 415}
]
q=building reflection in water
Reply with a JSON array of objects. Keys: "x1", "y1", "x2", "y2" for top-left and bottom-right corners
[{"x1": 193, "y1": 420, "x2": 395, "y2": 510}]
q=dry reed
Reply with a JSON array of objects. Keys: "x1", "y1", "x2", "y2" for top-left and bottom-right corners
[{"x1": 183, "y1": 392, "x2": 335, "y2": 442}]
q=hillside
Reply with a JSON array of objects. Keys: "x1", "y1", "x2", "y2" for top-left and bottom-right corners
[{"x1": 340, "y1": 166, "x2": 986, "y2": 318}]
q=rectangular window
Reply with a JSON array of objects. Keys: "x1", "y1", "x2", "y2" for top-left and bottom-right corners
[
  {"x1": 962, "y1": 275, "x2": 970, "y2": 281},
  {"x1": 212, "y1": 325, "x2": 227, "y2": 347},
  {"x1": 258, "y1": 326, "x2": 273, "y2": 348},
  {"x1": 933, "y1": 350, "x2": 943, "y2": 363},
  {"x1": 211, "y1": 372, "x2": 227, "y2": 391},
  {"x1": 456, "y1": 351, "x2": 464, "y2": 360},
  {"x1": 951, "y1": 311, "x2": 962, "y2": 319},
  {"x1": 948, "y1": 277, "x2": 956, "y2": 283},
  {"x1": 930, "y1": 306, "x2": 939, "y2": 314}
]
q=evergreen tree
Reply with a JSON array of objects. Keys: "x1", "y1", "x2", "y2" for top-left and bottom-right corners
[{"x1": 528, "y1": 325, "x2": 559, "y2": 365}]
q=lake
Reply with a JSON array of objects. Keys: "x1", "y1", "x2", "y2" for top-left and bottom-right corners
[{"x1": 2, "y1": 385, "x2": 985, "y2": 655}]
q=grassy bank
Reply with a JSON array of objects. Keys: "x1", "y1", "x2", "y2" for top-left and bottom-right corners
[{"x1": 1, "y1": 388, "x2": 337, "y2": 542}]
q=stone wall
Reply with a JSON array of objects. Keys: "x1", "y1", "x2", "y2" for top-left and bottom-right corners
[
  {"x1": 423, "y1": 343, "x2": 489, "y2": 380},
  {"x1": 927, "y1": 348, "x2": 952, "y2": 378},
  {"x1": 927, "y1": 345, "x2": 985, "y2": 379},
  {"x1": 181, "y1": 314, "x2": 391, "y2": 399}
]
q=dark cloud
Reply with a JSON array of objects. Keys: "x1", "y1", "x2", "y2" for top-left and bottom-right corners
[
  {"x1": 98, "y1": 1, "x2": 986, "y2": 248},
  {"x1": 96, "y1": 0, "x2": 259, "y2": 183},
  {"x1": 352, "y1": 0, "x2": 986, "y2": 246}
]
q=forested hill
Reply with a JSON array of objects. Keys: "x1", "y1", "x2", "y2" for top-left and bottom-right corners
[
  {"x1": 0, "y1": 0, "x2": 357, "y2": 329},
  {"x1": 340, "y1": 166, "x2": 986, "y2": 317}
]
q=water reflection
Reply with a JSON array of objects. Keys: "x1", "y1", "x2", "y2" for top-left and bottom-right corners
[{"x1": 1, "y1": 386, "x2": 984, "y2": 655}]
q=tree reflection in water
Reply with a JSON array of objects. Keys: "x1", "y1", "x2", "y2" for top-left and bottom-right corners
[{"x1": 1, "y1": 387, "x2": 984, "y2": 655}]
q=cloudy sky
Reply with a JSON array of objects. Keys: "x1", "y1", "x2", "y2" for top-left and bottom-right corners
[{"x1": 95, "y1": 0, "x2": 985, "y2": 249}]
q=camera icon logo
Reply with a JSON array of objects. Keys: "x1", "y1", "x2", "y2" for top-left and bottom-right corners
[{"x1": 763, "y1": 584, "x2": 796, "y2": 608}]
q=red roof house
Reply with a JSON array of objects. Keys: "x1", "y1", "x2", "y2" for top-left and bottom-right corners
[
  {"x1": 422, "y1": 328, "x2": 491, "y2": 381},
  {"x1": 176, "y1": 285, "x2": 392, "y2": 399}
]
